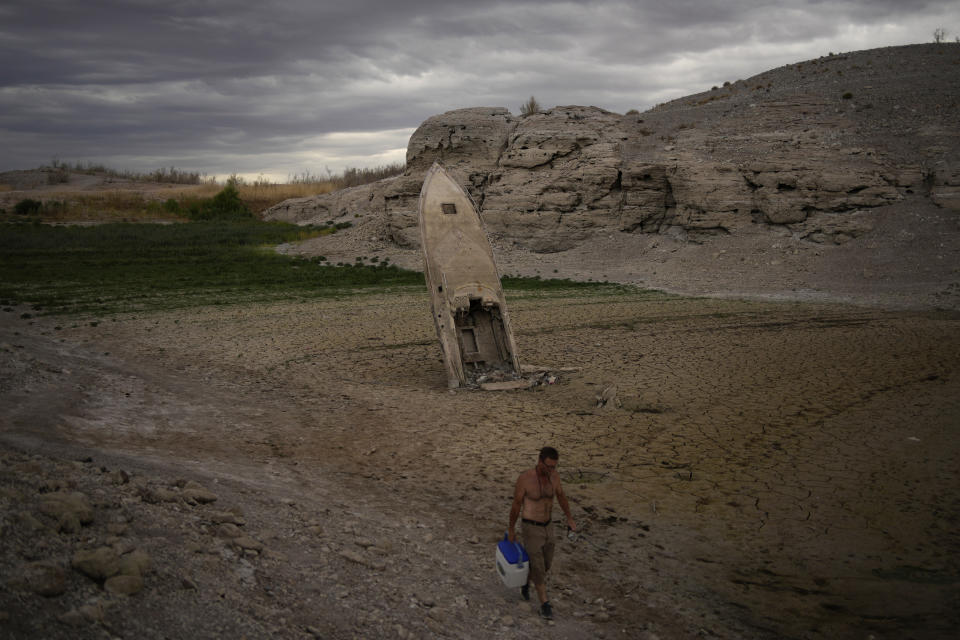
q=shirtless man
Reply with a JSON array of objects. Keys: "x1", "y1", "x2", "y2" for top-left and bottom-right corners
[{"x1": 508, "y1": 446, "x2": 576, "y2": 620}]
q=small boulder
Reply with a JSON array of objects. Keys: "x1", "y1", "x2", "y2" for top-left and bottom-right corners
[
  {"x1": 233, "y1": 536, "x2": 264, "y2": 552},
  {"x1": 104, "y1": 574, "x2": 143, "y2": 596},
  {"x1": 118, "y1": 549, "x2": 152, "y2": 577},
  {"x1": 39, "y1": 491, "x2": 94, "y2": 530},
  {"x1": 209, "y1": 510, "x2": 244, "y2": 525},
  {"x1": 71, "y1": 547, "x2": 121, "y2": 581},
  {"x1": 182, "y1": 481, "x2": 218, "y2": 504}
]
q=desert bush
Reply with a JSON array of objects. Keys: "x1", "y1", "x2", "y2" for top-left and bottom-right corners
[
  {"x1": 280, "y1": 164, "x2": 404, "y2": 197},
  {"x1": 183, "y1": 180, "x2": 253, "y2": 221},
  {"x1": 51, "y1": 162, "x2": 205, "y2": 184},
  {"x1": 148, "y1": 166, "x2": 204, "y2": 184},
  {"x1": 520, "y1": 95, "x2": 541, "y2": 117},
  {"x1": 14, "y1": 199, "x2": 43, "y2": 215},
  {"x1": 842, "y1": 92, "x2": 853, "y2": 100}
]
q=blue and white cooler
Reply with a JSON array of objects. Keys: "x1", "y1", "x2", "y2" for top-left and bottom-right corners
[{"x1": 495, "y1": 533, "x2": 529, "y2": 588}]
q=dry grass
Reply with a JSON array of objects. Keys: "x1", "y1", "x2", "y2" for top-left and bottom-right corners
[
  {"x1": 1, "y1": 192, "x2": 192, "y2": 223},
  {"x1": 236, "y1": 182, "x2": 338, "y2": 214},
  {"x1": 2, "y1": 163, "x2": 405, "y2": 220}
]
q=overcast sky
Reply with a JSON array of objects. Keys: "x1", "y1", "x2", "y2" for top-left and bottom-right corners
[{"x1": 2, "y1": 1, "x2": 957, "y2": 181}]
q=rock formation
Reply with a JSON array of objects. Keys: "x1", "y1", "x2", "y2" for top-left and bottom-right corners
[{"x1": 264, "y1": 44, "x2": 958, "y2": 255}]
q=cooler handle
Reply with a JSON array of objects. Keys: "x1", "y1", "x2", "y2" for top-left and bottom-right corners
[{"x1": 503, "y1": 532, "x2": 526, "y2": 568}]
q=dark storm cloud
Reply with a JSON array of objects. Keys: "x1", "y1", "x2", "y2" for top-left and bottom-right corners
[{"x1": 1, "y1": 0, "x2": 958, "y2": 178}]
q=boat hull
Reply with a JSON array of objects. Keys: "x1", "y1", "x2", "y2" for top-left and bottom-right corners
[{"x1": 418, "y1": 163, "x2": 521, "y2": 388}]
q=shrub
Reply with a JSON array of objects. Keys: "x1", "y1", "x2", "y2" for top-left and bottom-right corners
[
  {"x1": 185, "y1": 180, "x2": 253, "y2": 221},
  {"x1": 520, "y1": 95, "x2": 541, "y2": 117},
  {"x1": 14, "y1": 199, "x2": 43, "y2": 215},
  {"x1": 842, "y1": 92, "x2": 853, "y2": 100}
]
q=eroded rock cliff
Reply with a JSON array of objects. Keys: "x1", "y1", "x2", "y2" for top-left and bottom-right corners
[{"x1": 264, "y1": 44, "x2": 959, "y2": 254}]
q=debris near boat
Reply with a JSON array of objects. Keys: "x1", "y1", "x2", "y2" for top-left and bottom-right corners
[
  {"x1": 418, "y1": 162, "x2": 521, "y2": 388},
  {"x1": 476, "y1": 368, "x2": 565, "y2": 391}
]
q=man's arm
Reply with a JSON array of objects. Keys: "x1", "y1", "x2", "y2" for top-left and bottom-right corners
[
  {"x1": 554, "y1": 475, "x2": 576, "y2": 531},
  {"x1": 508, "y1": 476, "x2": 525, "y2": 542}
]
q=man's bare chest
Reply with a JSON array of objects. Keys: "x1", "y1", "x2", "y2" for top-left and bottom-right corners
[{"x1": 523, "y1": 473, "x2": 555, "y2": 501}]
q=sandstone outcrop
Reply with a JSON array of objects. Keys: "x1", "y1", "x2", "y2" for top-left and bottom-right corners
[{"x1": 265, "y1": 45, "x2": 958, "y2": 254}]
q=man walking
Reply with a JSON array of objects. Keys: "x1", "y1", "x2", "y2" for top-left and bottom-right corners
[{"x1": 508, "y1": 446, "x2": 576, "y2": 620}]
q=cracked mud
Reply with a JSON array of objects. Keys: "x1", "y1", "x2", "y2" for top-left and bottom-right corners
[{"x1": 2, "y1": 290, "x2": 958, "y2": 639}]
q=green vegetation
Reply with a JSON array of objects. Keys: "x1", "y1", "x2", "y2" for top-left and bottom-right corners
[
  {"x1": 13, "y1": 199, "x2": 43, "y2": 216},
  {"x1": 0, "y1": 221, "x2": 422, "y2": 316},
  {"x1": 0, "y1": 176, "x2": 635, "y2": 317},
  {"x1": 179, "y1": 179, "x2": 252, "y2": 221},
  {"x1": 0, "y1": 219, "x2": 638, "y2": 317}
]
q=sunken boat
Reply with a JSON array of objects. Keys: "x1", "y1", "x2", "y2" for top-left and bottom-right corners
[{"x1": 418, "y1": 162, "x2": 521, "y2": 388}]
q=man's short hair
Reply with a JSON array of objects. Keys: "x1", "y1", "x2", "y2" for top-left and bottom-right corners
[{"x1": 539, "y1": 446, "x2": 559, "y2": 462}]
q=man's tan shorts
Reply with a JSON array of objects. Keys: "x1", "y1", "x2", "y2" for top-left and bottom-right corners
[{"x1": 521, "y1": 522, "x2": 555, "y2": 586}]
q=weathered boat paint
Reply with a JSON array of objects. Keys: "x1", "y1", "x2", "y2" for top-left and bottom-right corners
[{"x1": 418, "y1": 162, "x2": 521, "y2": 388}]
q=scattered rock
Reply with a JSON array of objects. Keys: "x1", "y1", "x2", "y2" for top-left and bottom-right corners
[
  {"x1": 104, "y1": 573, "x2": 144, "y2": 596},
  {"x1": 596, "y1": 385, "x2": 621, "y2": 409},
  {"x1": 59, "y1": 601, "x2": 106, "y2": 626},
  {"x1": 118, "y1": 549, "x2": 152, "y2": 577},
  {"x1": 71, "y1": 546, "x2": 121, "y2": 581},
  {"x1": 38, "y1": 491, "x2": 93, "y2": 531},
  {"x1": 233, "y1": 536, "x2": 264, "y2": 552},
  {"x1": 217, "y1": 522, "x2": 243, "y2": 538},
  {"x1": 209, "y1": 509, "x2": 245, "y2": 525},
  {"x1": 182, "y1": 480, "x2": 218, "y2": 504}
]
